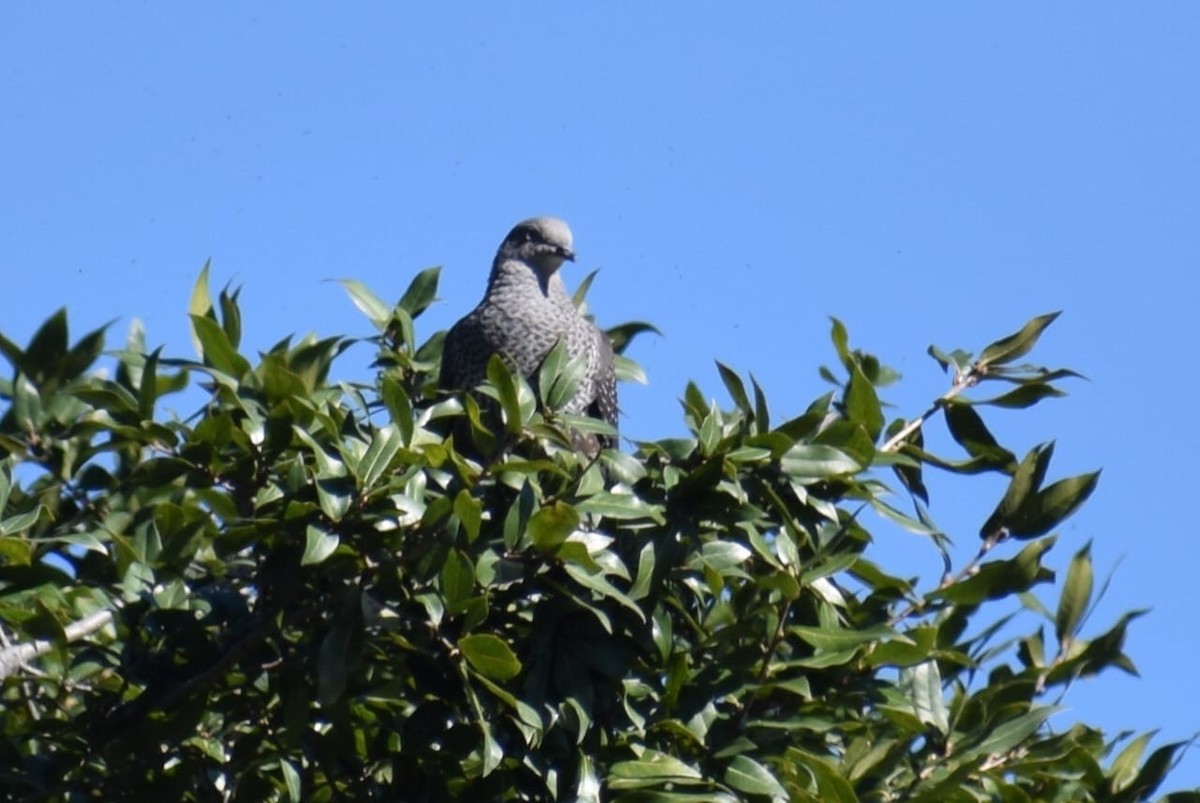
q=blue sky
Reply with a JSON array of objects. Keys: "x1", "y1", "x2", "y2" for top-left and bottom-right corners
[{"x1": 4, "y1": 3, "x2": 1198, "y2": 788}]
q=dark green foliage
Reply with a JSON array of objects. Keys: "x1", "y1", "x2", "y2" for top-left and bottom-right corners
[{"x1": 0, "y1": 269, "x2": 1192, "y2": 802}]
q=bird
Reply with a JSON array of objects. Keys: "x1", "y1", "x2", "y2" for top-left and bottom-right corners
[{"x1": 439, "y1": 216, "x2": 618, "y2": 456}]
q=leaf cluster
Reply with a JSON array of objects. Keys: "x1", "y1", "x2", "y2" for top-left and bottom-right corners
[{"x1": 0, "y1": 270, "x2": 1192, "y2": 801}]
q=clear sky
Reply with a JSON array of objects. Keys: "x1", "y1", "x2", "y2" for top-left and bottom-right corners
[{"x1": 4, "y1": 3, "x2": 1198, "y2": 788}]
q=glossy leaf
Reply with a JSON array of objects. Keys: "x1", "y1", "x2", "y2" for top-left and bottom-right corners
[
  {"x1": 845, "y1": 362, "x2": 884, "y2": 442},
  {"x1": 0, "y1": 281, "x2": 1180, "y2": 801},
  {"x1": 605, "y1": 321, "x2": 661, "y2": 356},
  {"x1": 527, "y1": 500, "x2": 580, "y2": 552},
  {"x1": 978, "y1": 311, "x2": 1061, "y2": 368},
  {"x1": 979, "y1": 442, "x2": 1055, "y2": 538},
  {"x1": 459, "y1": 633, "x2": 522, "y2": 681},
  {"x1": 302, "y1": 525, "x2": 339, "y2": 565},
  {"x1": 339, "y1": 278, "x2": 393, "y2": 330},
  {"x1": 1056, "y1": 541, "x2": 1094, "y2": 647},
  {"x1": 779, "y1": 443, "x2": 861, "y2": 479},
  {"x1": 724, "y1": 755, "x2": 787, "y2": 797},
  {"x1": 716, "y1": 361, "x2": 751, "y2": 414},
  {"x1": 189, "y1": 314, "x2": 251, "y2": 377},
  {"x1": 396, "y1": 265, "x2": 441, "y2": 317},
  {"x1": 486, "y1": 354, "x2": 524, "y2": 437}
]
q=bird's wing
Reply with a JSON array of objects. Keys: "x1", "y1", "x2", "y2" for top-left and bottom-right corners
[
  {"x1": 439, "y1": 320, "x2": 476, "y2": 391},
  {"x1": 589, "y1": 325, "x2": 619, "y2": 437}
]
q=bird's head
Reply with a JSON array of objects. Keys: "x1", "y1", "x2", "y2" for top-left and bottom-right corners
[{"x1": 497, "y1": 216, "x2": 576, "y2": 276}]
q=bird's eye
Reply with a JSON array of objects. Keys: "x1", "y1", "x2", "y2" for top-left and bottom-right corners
[{"x1": 522, "y1": 229, "x2": 536, "y2": 243}]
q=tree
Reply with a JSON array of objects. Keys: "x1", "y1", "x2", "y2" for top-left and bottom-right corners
[{"x1": 0, "y1": 265, "x2": 1193, "y2": 801}]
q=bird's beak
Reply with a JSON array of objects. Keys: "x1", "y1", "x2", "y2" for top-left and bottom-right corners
[{"x1": 558, "y1": 247, "x2": 576, "y2": 262}]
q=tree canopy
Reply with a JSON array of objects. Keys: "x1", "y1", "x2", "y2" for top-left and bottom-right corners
[{"x1": 0, "y1": 266, "x2": 1193, "y2": 801}]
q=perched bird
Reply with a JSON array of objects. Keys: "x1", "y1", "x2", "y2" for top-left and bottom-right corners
[{"x1": 439, "y1": 216, "x2": 618, "y2": 455}]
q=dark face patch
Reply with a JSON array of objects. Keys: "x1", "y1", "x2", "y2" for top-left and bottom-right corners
[{"x1": 508, "y1": 225, "x2": 540, "y2": 247}]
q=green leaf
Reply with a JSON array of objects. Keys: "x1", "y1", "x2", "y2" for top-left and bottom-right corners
[
  {"x1": 453, "y1": 490, "x2": 483, "y2": 541},
  {"x1": 280, "y1": 760, "x2": 302, "y2": 803},
  {"x1": 527, "y1": 501, "x2": 580, "y2": 553},
  {"x1": 609, "y1": 750, "x2": 703, "y2": 784},
  {"x1": 943, "y1": 400, "x2": 1016, "y2": 470},
  {"x1": 844, "y1": 362, "x2": 883, "y2": 442},
  {"x1": 317, "y1": 588, "x2": 362, "y2": 706},
  {"x1": 814, "y1": 418, "x2": 876, "y2": 468},
  {"x1": 975, "y1": 383, "x2": 1067, "y2": 408},
  {"x1": 779, "y1": 443, "x2": 861, "y2": 479},
  {"x1": 784, "y1": 748, "x2": 858, "y2": 803},
  {"x1": 575, "y1": 491, "x2": 664, "y2": 523},
  {"x1": 10, "y1": 374, "x2": 42, "y2": 432},
  {"x1": 486, "y1": 354, "x2": 524, "y2": 437},
  {"x1": 934, "y1": 537, "x2": 1056, "y2": 605},
  {"x1": 613, "y1": 352, "x2": 649, "y2": 385},
  {"x1": 540, "y1": 340, "x2": 587, "y2": 412},
  {"x1": 564, "y1": 563, "x2": 645, "y2": 621},
  {"x1": 218, "y1": 284, "x2": 242, "y2": 348},
  {"x1": 396, "y1": 265, "x2": 441, "y2": 318},
  {"x1": 959, "y1": 706, "x2": 1058, "y2": 761},
  {"x1": 441, "y1": 549, "x2": 475, "y2": 610},
  {"x1": 137, "y1": 347, "x2": 162, "y2": 420},
  {"x1": 62, "y1": 319, "x2": 112, "y2": 387},
  {"x1": 189, "y1": 314, "x2": 251, "y2": 377},
  {"x1": 480, "y1": 719, "x2": 503, "y2": 777},
  {"x1": 900, "y1": 660, "x2": 949, "y2": 734},
  {"x1": 0, "y1": 466, "x2": 10, "y2": 514},
  {"x1": 1122, "y1": 739, "x2": 1187, "y2": 800},
  {"x1": 790, "y1": 624, "x2": 904, "y2": 653},
  {"x1": 606, "y1": 320, "x2": 661, "y2": 355},
  {"x1": 381, "y1": 375, "x2": 414, "y2": 445},
  {"x1": 537, "y1": 339, "x2": 569, "y2": 405},
  {"x1": 302, "y1": 525, "x2": 340, "y2": 566},
  {"x1": 0, "y1": 536, "x2": 34, "y2": 565},
  {"x1": 572, "y1": 268, "x2": 599, "y2": 307},
  {"x1": 459, "y1": 633, "x2": 522, "y2": 681},
  {"x1": 628, "y1": 542, "x2": 656, "y2": 601},
  {"x1": 24, "y1": 308, "x2": 69, "y2": 384},
  {"x1": 1065, "y1": 609, "x2": 1147, "y2": 679},
  {"x1": 697, "y1": 540, "x2": 752, "y2": 574},
  {"x1": 1009, "y1": 470, "x2": 1102, "y2": 539},
  {"x1": 315, "y1": 476, "x2": 354, "y2": 522},
  {"x1": 1108, "y1": 731, "x2": 1155, "y2": 792},
  {"x1": 356, "y1": 424, "x2": 403, "y2": 491},
  {"x1": 724, "y1": 755, "x2": 787, "y2": 797},
  {"x1": 751, "y1": 374, "x2": 771, "y2": 433},
  {"x1": 978, "y1": 311, "x2": 1061, "y2": 367},
  {"x1": 928, "y1": 343, "x2": 974, "y2": 375},
  {"x1": 390, "y1": 305, "x2": 416, "y2": 351},
  {"x1": 339, "y1": 278, "x2": 393, "y2": 330},
  {"x1": 866, "y1": 625, "x2": 938, "y2": 668},
  {"x1": 1056, "y1": 541, "x2": 1093, "y2": 647},
  {"x1": 716, "y1": 361, "x2": 751, "y2": 413},
  {"x1": 830, "y1": 317, "x2": 851, "y2": 369},
  {"x1": 979, "y1": 442, "x2": 1055, "y2": 538},
  {"x1": 188, "y1": 261, "x2": 215, "y2": 357},
  {"x1": 0, "y1": 330, "x2": 24, "y2": 373}
]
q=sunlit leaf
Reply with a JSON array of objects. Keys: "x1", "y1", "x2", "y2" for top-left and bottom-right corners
[
  {"x1": 459, "y1": 633, "x2": 522, "y2": 681},
  {"x1": 339, "y1": 278, "x2": 393, "y2": 330},
  {"x1": 979, "y1": 311, "x2": 1061, "y2": 367},
  {"x1": 1056, "y1": 541, "x2": 1094, "y2": 647},
  {"x1": 724, "y1": 755, "x2": 787, "y2": 797}
]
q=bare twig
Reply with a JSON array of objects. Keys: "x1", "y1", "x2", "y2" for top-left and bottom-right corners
[
  {"x1": 880, "y1": 365, "x2": 984, "y2": 454},
  {"x1": 888, "y1": 530, "x2": 1006, "y2": 626},
  {"x1": 0, "y1": 609, "x2": 115, "y2": 681}
]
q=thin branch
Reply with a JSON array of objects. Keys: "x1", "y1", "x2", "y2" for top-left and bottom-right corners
[
  {"x1": 888, "y1": 530, "x2": 1006, "y2": 626},
  {"x1": 880, "y1": 365, "x2": 984, "y2": 454},
  {"x1": 0, "y1": 609, "x2": 115, "y2": 681}
]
